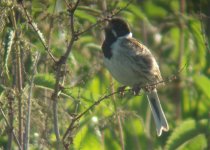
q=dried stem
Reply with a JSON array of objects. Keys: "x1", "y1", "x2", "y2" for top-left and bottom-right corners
[
  {"x1": 10, "y1": 8, "x2": 23, "y2": 149},
  {"x1": 0, "y1": 103, "x2": 22, "y2": 150},
  {"x1": 7, "y1": 91, "x2": 14, "y2": 150},
  {"x1": 51, "y1": 0, "x2": 81, "y2": 149},
  {"x1": 117, "y1": 112, "x2": 125, "y2": 150},
  {"x1": 76, "y1": 0, "x2": 133, "y2": 36},
  {"x1": 19, "y1": 1, "x2": 57, "y2": 63},
  {"x1": 110, "y1": 76, "x2": 125, "y2": 150},
  {"x1": 24, "y1": 52, "x2": 40, "y2": 150}
]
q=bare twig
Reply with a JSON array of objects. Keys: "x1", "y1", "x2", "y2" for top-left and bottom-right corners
[
  {"x1": 110, "y1": 76, "x2": 125, "y2": 150},
  {"x1": 7, "y1": 90, "x2": 14, "y2": 150},
  {"x1": 0, "y1": 103, "x2": 22, "y2": 150},
  {"x1": 62, "y1": 62, "x2": 186, "y2": 143},
  {"x1": 24, "y1": 52, "x2": 40, "y2": 150},
  {"x1": 51, "y1": 0, "x2": 81, "y2": 149},
  {"x1": 77, "y1": 0, "x2": 133, "y2": 36},
  {"x1": 10, "y1": 8, "x2": 24, "y2": 149},
  {"x1": 117, "y1": 111, "x2": 125, "y2": 150},
  {"x1": 19, "y1": 1, "x2": 57, "y2": 63}
]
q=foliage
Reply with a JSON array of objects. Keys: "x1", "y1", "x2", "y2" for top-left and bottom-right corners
[{"x1": 0, "y1": 0, "x2": 210, "y2": 149}]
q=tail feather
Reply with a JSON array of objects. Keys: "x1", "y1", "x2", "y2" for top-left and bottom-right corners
[{"x1": 147, "y1": 89, "x2": 169, "y2": 136}]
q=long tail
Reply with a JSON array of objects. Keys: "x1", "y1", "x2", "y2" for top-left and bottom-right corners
[{"x1": 147, "y1": 89, "x2": 169, "y2": 136}]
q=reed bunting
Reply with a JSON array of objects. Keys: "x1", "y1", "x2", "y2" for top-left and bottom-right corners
[{"x1": 102, "y1": 18, "x2": 169, "y2": 136}]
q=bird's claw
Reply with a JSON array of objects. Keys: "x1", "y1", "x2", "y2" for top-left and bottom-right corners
[
  {"x1": 132, "y1": 86, "x2": 141, "y2": 95},
  {"x1": 117, "y1": 86, "x2": 126, "y2": 96}
]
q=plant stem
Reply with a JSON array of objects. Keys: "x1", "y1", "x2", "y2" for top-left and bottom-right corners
[
  {"x1": 175, "y1": 0, "x2": 185, "y2": 119},
  {"x1": 24, "y1": 52, "x2": 39, "y2": 150},
  {"x1": 11, "y1": 8, "x2": 23, "y2": 149},
  {"x1": 7, "y1": 91, "x2": 14, "y2": 150},
  {"x1": 0, "y1": 104, "x2": 22, "y2": 150}
]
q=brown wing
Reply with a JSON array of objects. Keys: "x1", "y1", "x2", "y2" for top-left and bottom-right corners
[{"x1": 120, "y1": 38, "x2": 163, "y2": 83}]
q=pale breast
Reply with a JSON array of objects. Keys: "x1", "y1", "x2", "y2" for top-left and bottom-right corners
[{"x1": 104, "y1": 37, "x2": 162, "y2": 87}]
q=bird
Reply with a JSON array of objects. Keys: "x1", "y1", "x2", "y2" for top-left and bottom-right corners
[{"x1": 102, "y1": 18, "x2": 169, "y2": 136}]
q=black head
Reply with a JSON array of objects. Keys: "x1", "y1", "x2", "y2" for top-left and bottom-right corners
[
  {"x1": 105, "y1": 18, "x2": 131, "y2": 38},
  {"x1": 102, "y1": 18, "x2": 131, "y2": 59}
]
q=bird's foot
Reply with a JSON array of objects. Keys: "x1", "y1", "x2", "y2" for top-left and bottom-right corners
[
  {"x1": 132, "y1": 85, "x2": 141, "y2": 95},
  {"x1": 117, "y1": 86, "x2": 127, "y2": 96}
]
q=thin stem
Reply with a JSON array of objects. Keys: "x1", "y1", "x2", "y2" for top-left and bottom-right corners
[
  {"x1": 117, "y1": 112, "x2": 125, "y2": 150},
  {"x1": 7, "y1": 91, "x2": 14, "y2": 150},
  {"x1": 51, "y1": 0, "x2": 81, "y2": 149},
  {"x1": 0, "y1": 104, "x2": 22, "y2": 150},
  {"x1": 77, "y1": 0, "x2": 133, "y2": 36},
  {"x1": 24, "y1": 52, "x2": 40, "y2": 150},
  {"x1": 62, "y1": 65, "x2": 183, "y2": 143},
  {"x1": 19, "y1": 1, "x2": 56, "y2": 63},
  {"x1": 11, "y1": 8, "x2": 23, "y2": 149},
  {"x1": 175, "y1": 0, "x2": 185, "y2": 119},
  {"x1": 110, "y1": 77, "x2": 124, "y2": 150}
]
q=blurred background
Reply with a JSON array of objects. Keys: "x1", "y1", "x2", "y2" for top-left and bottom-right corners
[{"x1": 0, "y1": 0, "x2": 210, "y2": 149}]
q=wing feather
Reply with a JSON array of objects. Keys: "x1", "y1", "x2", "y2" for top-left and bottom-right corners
[{"x1": 120, "y1": 38, "x2": 163, "y2": 84}]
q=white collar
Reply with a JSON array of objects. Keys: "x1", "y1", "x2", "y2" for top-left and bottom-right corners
[{"x1": 118, "y1": 32, "x2": 133, "y2": 39}]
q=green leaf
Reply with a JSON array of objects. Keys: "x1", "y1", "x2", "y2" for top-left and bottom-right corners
[
  {"x1": 193, "y1": 75, "x2": 210, "y2": 98},
  {"x1": 75, "y1": 10, "x2": 96, "y2": 23},
  {"x1": 34, "y1": 73, "x2": 75, "y2": 99},
  {"x1": 165, "y1": 119, "x2": 210, "y2": 150},
  {"x1": 74, "y1": 126, "x2": 102, "y2": 150},
  {"x1": 144, "y1": 1, "x2": 167, "y2": 18},
  {"x1": 180, "y1": 134, "x2": 207, "y2": 150},
  {"x1": 3, "y1": 28, "x2": 15, "y2": 79},
  {"x1": 0, "y1": 84, "x2": 5, "y2": 94},
  {"x1": 188, "y1": 18, "x2": 206, "y2": 70},
  {"x1": 84, "y1": 43, "x2": 101, "y2": 51},
  {"x1": 34, "y1": 73, "x2": 55, "y2": 89}
]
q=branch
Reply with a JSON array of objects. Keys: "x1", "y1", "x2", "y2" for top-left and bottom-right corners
[
  {"x1": 51, "y1": 0, "x2": 81, "y2": 149},
  {"x1": 62, "y1": 63, "x2": 187, "y2": 145},
  {"x1": 24, "y1": 52, "x2": 40, "y2": 150},
  {"x1": 19, "y1": 1, "x2": 57, "y2": 63},
  {"x1": 76, "y1": 0, "x2": 133, "y2": 36},
  {"x1": 0, "y1": 103, "x2": 22, "y2": 150}
]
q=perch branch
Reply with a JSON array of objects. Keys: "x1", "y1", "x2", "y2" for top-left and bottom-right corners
[{"x1": 62, "y1": 63, "x2": 187, "y2": 145}]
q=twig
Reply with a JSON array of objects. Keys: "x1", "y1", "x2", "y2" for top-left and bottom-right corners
[
  {"x1": 10, "y1": 8, "x2": 24, "y2": 149},
  {"x1": 110, "y1": 76, "x2": 124, "y2": 150},
  {"x1": 0, "y1": 103, "x2": 22, "y2": 150},
  {"x1": 117, "y1": 111, "x2": 125, "y2": 150},
  {"x1": 62, "y1": 63, "x2": 186, "y2": 143},
  {"x1": 24, "y1": 52, "x2": 40, "y2": 150},
  {"x1": 19, "y1": 1, "x2": 57, "y2": 63},
  {"x1": 51, "y1": 0, "x2": 81, "y2": 149},
  {"x1": 76, "y1": 0, "x2": 133, "y2": 36}
]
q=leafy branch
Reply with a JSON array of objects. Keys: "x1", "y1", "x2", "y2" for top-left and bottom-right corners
[{"x1": 61, "y1": 64, "x2": 183, "y2": 148}]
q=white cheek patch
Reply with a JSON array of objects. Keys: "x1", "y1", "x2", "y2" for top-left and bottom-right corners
[
  {"x1": 118, "y1": 32, "x2": 133, "y2": 39},
  {"x1": 127, "y1": 32, "x2": 133, "y2": 38},
  {"x1": 111, "y1": 29, "x2": 117, "y2": 37}
]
